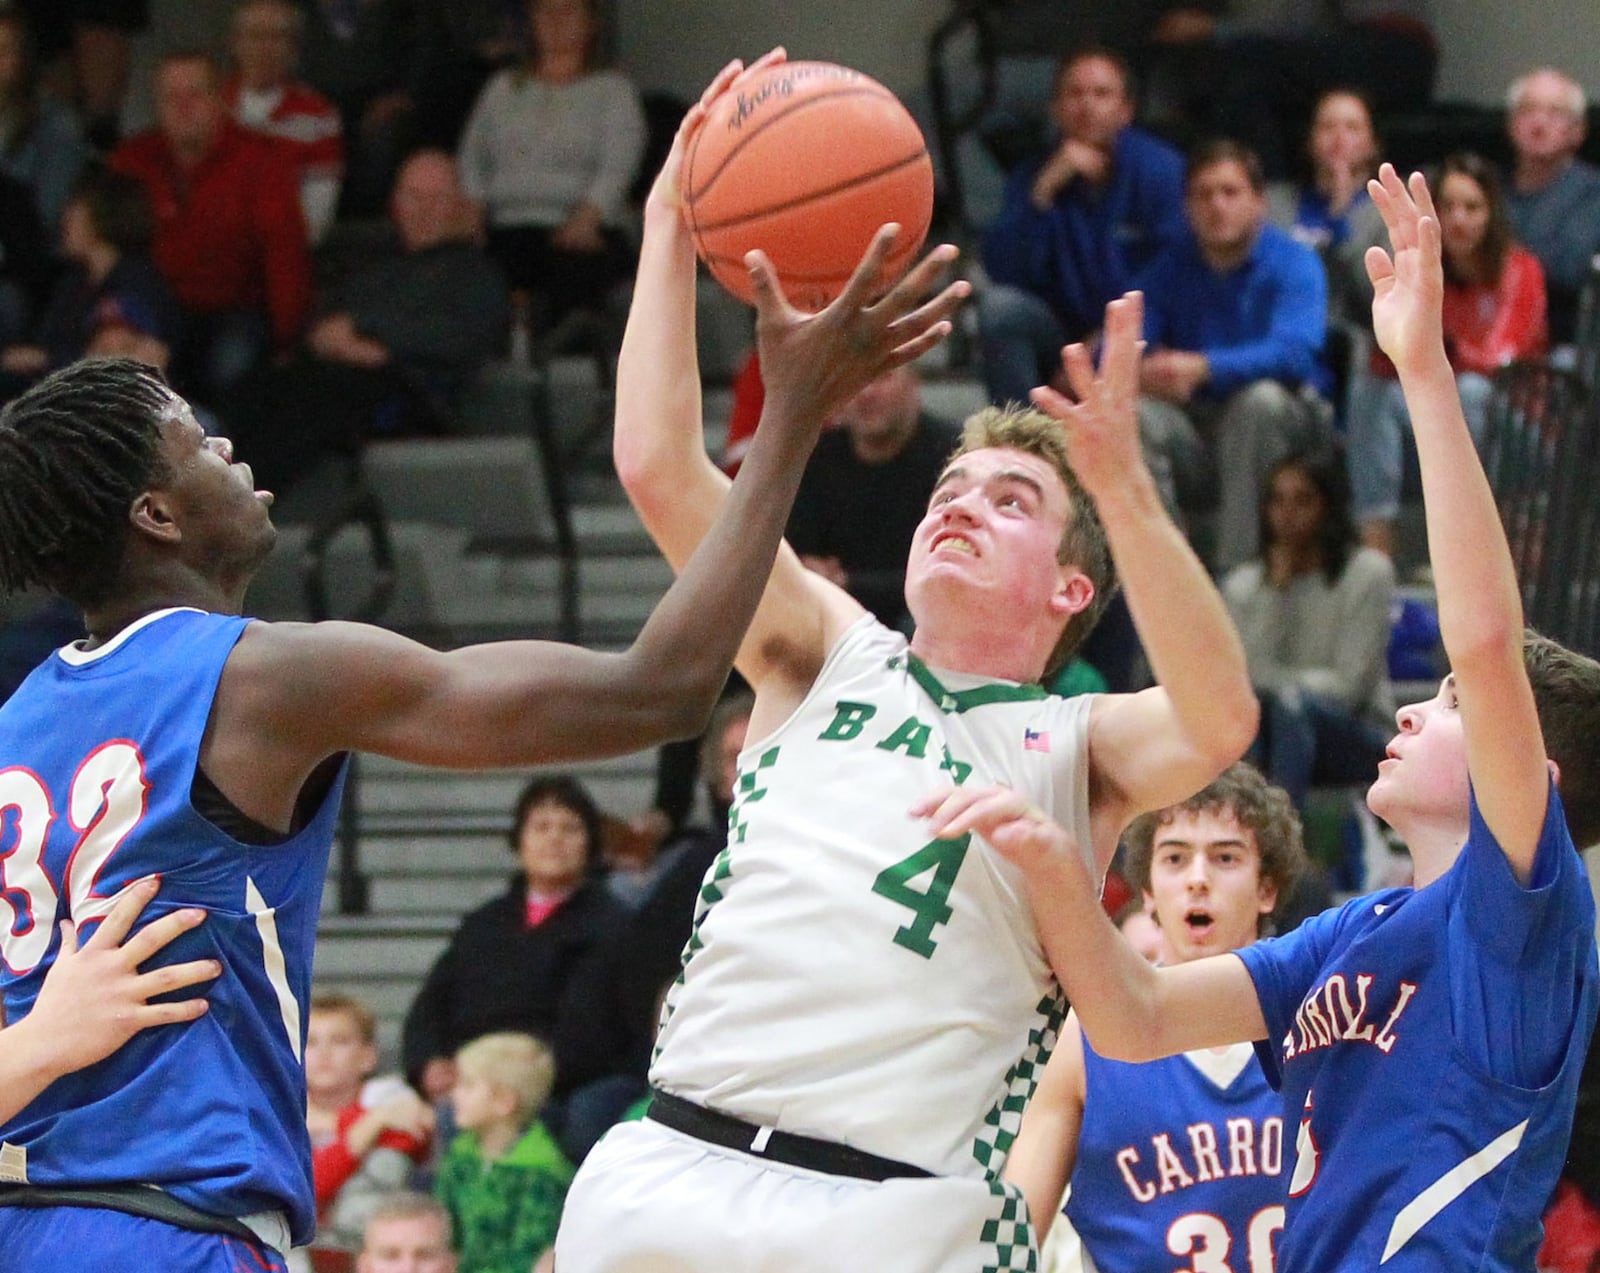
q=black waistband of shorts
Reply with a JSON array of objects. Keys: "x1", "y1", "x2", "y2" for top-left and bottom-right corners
[
  {"x1": 0, "y1": 1183, "x2": 265, "y2": 1245},
  {"x1": 645, "y1": 1088, "x2": 934, "y2": 1182}
]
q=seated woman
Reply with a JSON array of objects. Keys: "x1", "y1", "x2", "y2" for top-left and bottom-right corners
[
  {"x1": 456, "y1": 0, "x2": 645, "y2": 341},
  {"x1": 1267, "y1": 87, "x2": 1387, "y2": 405},
  {"x1": 400, "y1": 773, "x2": 645, "y2": 1165},
  {"x1": 1345, "y1": 151, "x2": 1547, "y2": 555},
  {"x1": 1222, "y1": 445, "x2": 1395, "y2": 812},
  {"x1": 0, "y1": 166, "x2": 178, "y2": 400}
]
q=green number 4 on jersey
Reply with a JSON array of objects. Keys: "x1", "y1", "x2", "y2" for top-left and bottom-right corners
[{"x1": 871, "y1": 834, "x2": 971, "y2": 958}]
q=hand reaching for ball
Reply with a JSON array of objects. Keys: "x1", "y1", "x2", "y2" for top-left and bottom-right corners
[{"x1": 747, "y1": 227, "x2": 968, "y2": 443}]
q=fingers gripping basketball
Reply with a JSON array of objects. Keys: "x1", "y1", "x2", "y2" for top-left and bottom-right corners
[{"x1": 684, "y1": 61, "x2": 935, "y2": 310}]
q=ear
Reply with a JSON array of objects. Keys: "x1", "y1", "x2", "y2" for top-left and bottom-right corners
[
  {"x1": 1049, "y1": 569, "x2": 1095, "y2": 620},
  {"x1": 129, "y1": 489, "x2": 181, "y2": 545},
  {"x1": 1257, "y1": 874, "x2": 1280, "y2": 918},
  {"x1": 1142, "y1": 889, "x2": 1160, "y2": 927}
]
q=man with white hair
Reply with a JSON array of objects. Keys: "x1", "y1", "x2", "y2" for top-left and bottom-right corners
[{"x1": 1505, "y1": 68, "x2": 1600, "y2": 342}]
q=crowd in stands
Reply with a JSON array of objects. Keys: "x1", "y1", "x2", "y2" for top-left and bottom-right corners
[{"x1": 0, "y1": 1, "x2": 1598, "y2": 1268}]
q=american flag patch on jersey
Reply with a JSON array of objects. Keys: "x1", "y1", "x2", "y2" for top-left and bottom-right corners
[{"x1": 1023, "y1": 728, "x2": 1051, "y2": 752}]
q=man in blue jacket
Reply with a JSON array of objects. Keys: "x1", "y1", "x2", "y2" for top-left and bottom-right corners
[
  {"x1": 1135, "y1": 140, "x2": 1333, "y2": 572},
  {"x1": 978, "y1": 48, "x2": 1185, "y2": 406}
]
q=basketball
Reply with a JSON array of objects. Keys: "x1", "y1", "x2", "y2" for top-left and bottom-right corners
[{"x1": 684, "y1": 61, "x2": 935, "y2": 311}]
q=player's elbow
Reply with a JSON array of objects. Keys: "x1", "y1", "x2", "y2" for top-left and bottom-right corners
[{"x1": 1213, "y1": 691, "x2": 1261, "y2": 764}]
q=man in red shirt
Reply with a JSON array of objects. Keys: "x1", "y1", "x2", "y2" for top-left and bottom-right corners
[
  {"x1": 225, "y1": 0, "x2": 345, "y2": 245},
  {"x1": 111, "y1": 50, "x2": 311, "y2": 404}
]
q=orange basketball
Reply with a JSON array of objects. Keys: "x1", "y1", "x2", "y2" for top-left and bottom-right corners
[{"x1": 684, "y1": 61, "x2": 934, "y2": 311}]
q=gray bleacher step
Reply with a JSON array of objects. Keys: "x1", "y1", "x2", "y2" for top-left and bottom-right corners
[
  {"x1": 356, "y1": 874, "x2": 510, "y2": 916},
  {"x1": 313, "y1": 928, "x2": 451, "y2": 979},
  {"x1": 919, "y1": 376, "x2": 989, "y2": 425},
  {"x1": 332, "y1": 831, "x2": 513, "y2": 874},
  {"x1": 359, "y1": 750, "x2": 656, "y2": 780}
]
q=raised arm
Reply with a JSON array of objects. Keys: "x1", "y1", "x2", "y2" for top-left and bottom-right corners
[
  {"x1": 0, "y1": 878, "x2": 219, "y2": 1124},
  {"x1": 914, "y1": 785, "x2": 1267, "y2": 1062},
  {"x1": 1365, "y1": 165, "x2": 1549, "y2": 881},
  {"x1": 1032, "y1": 295, "x2": 1259, "y2": 838},
  {"x1": 612, "y1": 51, "x2": 967, "y2": 701}
]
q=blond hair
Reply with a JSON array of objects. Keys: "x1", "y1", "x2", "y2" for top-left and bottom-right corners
[
  {"x1": 310, "y1": 990, "x2": 377, "y2": 1043},
  {"x1": 455, "y1": 1032, "x2": 556, "y2": 1126}
]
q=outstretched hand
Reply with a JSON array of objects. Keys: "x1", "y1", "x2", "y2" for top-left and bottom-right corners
[
  {"x1": 26, "y1": 877, "x2": 218, "y2": 1077},
  {"x1": 1028, "y1": 291, "x2": 1147, "y2": 497},
  {"x1": 749, "y1": 228, "x2": 969, "y2": 437},
  {"x1": 646, "y1": 50, "x2": 788, "y2": 217},
  {"x1": 1365, "y1": 163, "x2": 1448, "y2": 377},
  {"x1": 911, "y1": 784, "x2": 1082, "y2": 877}
]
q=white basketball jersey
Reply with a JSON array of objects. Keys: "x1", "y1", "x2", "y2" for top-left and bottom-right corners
[{"x1": 650, "y1": 616, "x2": 1098, "y2": 1180}]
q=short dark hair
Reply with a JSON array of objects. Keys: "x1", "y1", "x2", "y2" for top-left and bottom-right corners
[
  {"x1": 1187, "y1": 138, "x2": 1266, "y2": 194},
  {"x1": 950, "y1": 405, "x2": 1119, "y2": 680},
  {"x1": 1121, "y1": 764, "x2": 1307, "y2": 936},
  {"x1": 0, "y1": 358, "x2": 176, "y2": 609},
  {"x1": 508, "y1": 772, "x2": 604, "y2": 869},
  {"x1": 70, "y1": 165, "x2": 154, "y2": 254},
  {"x1": 1524, "y1": 631, "x2": 1600, "y2": 849}
]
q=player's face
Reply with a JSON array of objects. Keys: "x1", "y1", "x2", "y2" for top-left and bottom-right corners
[
  {"x1": 1367, "y1": 674, "x2": 1472, "y2": 833},
  {"x1": 515, "y1": 798, "x2": 590, "y2": 892},
  {"x1": 1186, "y1": 159, "x2": 1266, "y2": 258},
  {"x1": 906, "y1": 447, "x2": 1080, "y2": 629},
  {"x1": 1053, "y1": 55, "x2": 1133, "y2": 151},
  {"x1": 152, "y1": 405, "x2": 277, "y2": 582},
  {"x1": 1145, "y1": 808, "x2": 1276, "y2": 964},
  {"x1": 305, "y1": 1010, "x2": 378, "y2": 1097},
  {"x1": 358, "y1": 1215, "x2": 457, "y2": 1273}
]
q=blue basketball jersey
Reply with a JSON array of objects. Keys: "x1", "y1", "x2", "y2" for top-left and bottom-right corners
[
  {"x1": 1065, "y1": 1036, "x2": 1286, "y2": 1273},
  {"x1": 0, "y1": 608, "x2": 347, "y2": 1249},
  {"x1": 1239, "y1": 783, "x2": 1599, "y2": 1270}
]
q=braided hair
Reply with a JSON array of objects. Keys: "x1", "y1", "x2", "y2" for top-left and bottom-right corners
[{"x1": 0, "y1": 359, "x2": 178, "y2": 609}]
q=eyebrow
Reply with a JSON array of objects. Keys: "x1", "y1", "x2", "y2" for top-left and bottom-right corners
[{"x1": 930, "y1": 466, "x2": 1048, "y2": 502}]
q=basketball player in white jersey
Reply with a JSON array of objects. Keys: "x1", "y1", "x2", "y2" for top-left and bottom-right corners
[
  {"x1": 1005, "y1": 764, "x2": 1306, "y2": 1273},
  {"x1": 554, "y1": 50, "x2": 1259, "y2": 1273}
]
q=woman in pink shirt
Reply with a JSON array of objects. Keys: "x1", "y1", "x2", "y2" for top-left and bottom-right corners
[{"x1": 1346, "y1": 151, "x2": 1547, "y2": 555}]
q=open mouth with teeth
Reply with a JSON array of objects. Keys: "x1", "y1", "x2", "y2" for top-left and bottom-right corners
[{"x1": 933, "y1": 533, "x2": 976, "y2": 555}]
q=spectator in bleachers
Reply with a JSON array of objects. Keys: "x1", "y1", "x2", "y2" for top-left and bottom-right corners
[
  {"x1": 225, "y1": 0, "x2": 345, "y2": 245},
  {"x1": 786, "y1": 363, "x2": 960, "y2": 633},
  {"x1": 978, "y1": 47, "x2": 1185, "y2": 406},
  {"x1": 223, "y1": 148, "x2": 507, "y2": 497},
  {"x1": 110, "y1": 49, "x2": 311, "y2": 405},
  {"x1": 1505, "y1": 68, "x2": 1600, "y2": 346},
  {"x1": 297, "y1": 0, "x2": 422, "y2": 220},
  {"x1": 1267, "y1": 87, "x2": 1386, "y2": 342},
  {"x1": 0, "y1": 164, "x2": 52, "y2": 349},
  {"x1": 413, "y1": 0, "x2": 525, "y2": 152},
  {"x1": 1223, "y1": 445, "x2": 1393, "y2": 812},
  {"x1": 1346, "y1": 151, "x2": 1546, "y2": 556},
  {"x1": 306, "y1": 991, "x2": 434, "y2": 1257},
  {"x1": 357, "y1": 1192, "x2": 457, "y2": 1273},
  {"x1": 0, "y1": 7, "x2": 90, "y2": 237},
  {"x1": 435, "y1": 1032, "x2": 571, "y2": 1273},
  {"x1": 15, "y1": 0, "x2": 147, "y2": 151},
  {"x1": 457, "y1": 0, "x2": 644, "y2": 340},
  {"x1": 1135, "y1": 139, "x2": 1333, "y2": 572},
  {"x1": 401, "y1": 774, "x2": 644, "y2": 1164},
  {"x1": 0, "y1": 166, "x2": 176, "y2": 396}
]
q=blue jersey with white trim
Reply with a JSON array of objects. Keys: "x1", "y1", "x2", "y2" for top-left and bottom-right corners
[
  {"x1": 1239, "y1": 784, "x2": 1598, "y2": 1270},
  {"x1": 1065, "y1": 1038, "x2": 1285, "y2": 1273},
  {"x1": 0, "y1": 608, "x2": 347, "y2": 1246}
]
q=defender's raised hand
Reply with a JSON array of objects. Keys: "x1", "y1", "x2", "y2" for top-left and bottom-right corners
[
  {"x1": 1028, "y1": 292, "x2": 1148, "y2": 497},
  {"x1": 746, "y1": 227, "x2": 968, "y2": 435},
  {"x1": 1365, "y1": 163, "x2": 1448, "y2": 378},
  {"x1": 912, "y1": 784, "x2": 1083, "y2": 877}
]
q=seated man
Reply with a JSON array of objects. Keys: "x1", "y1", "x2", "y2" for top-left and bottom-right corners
[
  {"x1": 111, "y1": 49, "x2": 311, "y2": 405},
  {"x1": 1504, "y1": 68, "x2": 1600, "y2": 345},
  {"x1": 225, "y1": 0, "x2": 345, "y2": 245},
  {"x1": 1135, "y1": 139, "x2": 1332, "y2": 572},
  {"x1": 979, "y1": 47, "x2": 1185, "y2": 405},
  {"x1": 786, "y1": 363, "x2": 959, "y2": 632},
  {"x1": 228, "y1": 148, "x2": 509, "y2": 496}
]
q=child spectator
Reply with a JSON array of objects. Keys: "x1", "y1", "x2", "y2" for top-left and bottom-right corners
[
  {"x1": 307, "y1": 992, "x2": 434, "y2": 1254},
  {"x1": 435, "y1": 1032, "x2": 574, "y2": 1273}
]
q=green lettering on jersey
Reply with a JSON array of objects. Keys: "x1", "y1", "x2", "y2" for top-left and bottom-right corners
[
  {"x1": 875, "y1": 716, "x2": 933, "y2": 759},
  {"x1": 871, "y1": 834, "x2": 971, "y2": 958},
  {"x1": 819, "y1": 700, "x2": 877, "y2": 741},
  {"x1": 939, "y1": 747, "x2": 973, "y2": 786}
]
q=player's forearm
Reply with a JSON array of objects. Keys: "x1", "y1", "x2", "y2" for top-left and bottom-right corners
[
  {"x1": 1403, "y1": 355, "x2": 1525, "y2": 663},
  {"x1": 1099, "y1": 476, "x2": 1259, "y2": 761},
  {"x1": 0, "y1": 1017, "x2": 65, "y2": 1123}
]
